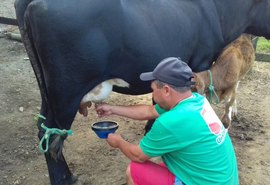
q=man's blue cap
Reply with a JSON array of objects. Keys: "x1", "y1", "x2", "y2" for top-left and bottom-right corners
[{"x1": 140, "y1": 57, "x2": 193, "y2": 87}]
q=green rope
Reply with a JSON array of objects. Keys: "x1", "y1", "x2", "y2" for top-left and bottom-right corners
[
  {"x1": 34, "y1": 114, "x2": 73, "y2": 153},
  {"x1": 207, "y1": 70, "x2": 220, "y2": 104},
  {"x1": 34, "y1": 113, "x2": 46, "y2": 121}
]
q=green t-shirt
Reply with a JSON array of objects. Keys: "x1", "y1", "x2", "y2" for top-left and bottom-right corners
[{"x1": 140, "y1": 93, "x2": 238, "y2": 185}]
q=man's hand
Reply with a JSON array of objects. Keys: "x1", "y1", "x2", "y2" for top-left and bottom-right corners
[
  {"x1": 106, "y1": 133, "x2": 150, "y2": 162},
  {"x1": 106, "y1": 133, "x2": 122, "y2": 148},
  {"x1": 95, "y1": 103, "x2": 113, "y2": 117}
]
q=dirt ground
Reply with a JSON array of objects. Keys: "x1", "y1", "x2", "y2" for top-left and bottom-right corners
[{"x1": 1, "y1": 2, "x2": 270, "y2": 185}]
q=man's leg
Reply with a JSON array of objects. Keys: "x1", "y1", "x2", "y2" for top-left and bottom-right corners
[
  {"x1": 126, "y1": 165, "x2": 134, "y2": 185},
  {"x1": 127, "y1": 161, "x2": 175, "y2": 185}
]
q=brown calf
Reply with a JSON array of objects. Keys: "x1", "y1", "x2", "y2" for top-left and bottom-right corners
[{"x1": 193, "y1": 34, "x2": 255, "y2": 128}]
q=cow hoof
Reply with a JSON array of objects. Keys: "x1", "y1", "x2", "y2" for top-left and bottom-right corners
[
  {"x1": 232, "y1": 109, "x2": 238, "y2": 118},
  {"x1": 69, "y1": 175, "x2": 78, "y2": 184},
  {"x1": 57, "y1": 174, "x2": 78, "y2": 185}
]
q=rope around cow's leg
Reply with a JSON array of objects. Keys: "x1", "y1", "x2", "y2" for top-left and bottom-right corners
[
  {"x1": 34, "y1": 114, "x2": 73, "y2": 153},
  {"x1": 34, "y1": 113, "x2": 46, "y2": 121},
  {"x1": 207, "y1": 70, "x2": 220, "y2": 104}
]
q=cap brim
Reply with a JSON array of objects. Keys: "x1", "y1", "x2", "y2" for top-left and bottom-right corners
[{"x1": 140, "y1": 72, "x2": 155, "y2": 81}]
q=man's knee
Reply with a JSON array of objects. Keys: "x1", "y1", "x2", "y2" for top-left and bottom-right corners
[
  {"x1": 126, "y1": 163, "x2": 134, "y2": 185},
  {"x1": 126, "y1": 163, "x2": 131, "y2": 178}
]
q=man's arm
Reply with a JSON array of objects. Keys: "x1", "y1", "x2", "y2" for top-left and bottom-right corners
[
  {"x1": 107, "y1": 133, "x2": 150, "y2": 162},
  {"x1": 96, "y1": 103, "x2": 159, "y2": 120}
]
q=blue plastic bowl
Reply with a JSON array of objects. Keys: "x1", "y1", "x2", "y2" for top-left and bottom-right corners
[{"x1": 91, "y1": 121, "x2": 119, "y2": 139}]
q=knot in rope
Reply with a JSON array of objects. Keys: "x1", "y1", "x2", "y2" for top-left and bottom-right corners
[
  {"x1": 34, "y1": 113, "x2": 46, "y2": 121},
  {"x1": 34, "y1": 114, "x2": 73, "y2": 153},
  {"x1": 207, "y1": 70, "x2": 220, "y2": 104}
]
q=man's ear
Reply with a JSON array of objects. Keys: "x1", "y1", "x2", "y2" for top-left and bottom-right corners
[
  {"x1": 191, "y1": 73, "x2": 197, "y2": 92},
  {"x1": 163, "y1": 85, "x2": 171, "y2": 95}
]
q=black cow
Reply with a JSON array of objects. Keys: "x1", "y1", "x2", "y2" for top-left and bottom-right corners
[{"x1": 15, "y1": 0, "x2": 270, "y2": 184}]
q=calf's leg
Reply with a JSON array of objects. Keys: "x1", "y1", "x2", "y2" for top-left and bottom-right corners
[{"x1": 221, "y1": 88, "x2": 237, "y2": 128}]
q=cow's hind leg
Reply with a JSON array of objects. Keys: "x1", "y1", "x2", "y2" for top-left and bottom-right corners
[
  {"x1": 44, "y1": 152, "x2": 77, "y2": 185},
  {"x1": 37, "y1": 101, "x2": 77, "y2": 185}
]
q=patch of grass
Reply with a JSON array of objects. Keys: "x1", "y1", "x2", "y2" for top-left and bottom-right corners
[{"x1": 256, "y1": 37, "x2": 270, "y2": 53}]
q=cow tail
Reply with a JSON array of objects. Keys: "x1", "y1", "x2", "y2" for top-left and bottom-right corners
[{"x1": 19, "y1": 20, "x2": 48, "y2": 104}]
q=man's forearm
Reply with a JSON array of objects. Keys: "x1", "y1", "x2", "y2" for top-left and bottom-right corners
[
  {"x1": 117, "y1": 139, "x2": 149, "y2": 162},
  {"x1": 110, "y1": 104, "x2": 157, "y2": 120}
]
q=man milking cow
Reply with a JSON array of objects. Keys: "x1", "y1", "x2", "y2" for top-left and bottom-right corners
[
  {"x1": 15, "y1": 0, "x2": 269, "y2": 184},
  {"x1": 95, "y1": 57, "x2": 238, "y2": 185}
]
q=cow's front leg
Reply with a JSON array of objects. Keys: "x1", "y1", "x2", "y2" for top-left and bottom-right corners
[{"x1": 144, "y1": 98, "x2": 156, "y2": 134}]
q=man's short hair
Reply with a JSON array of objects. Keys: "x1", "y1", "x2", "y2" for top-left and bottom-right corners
[{"x1": 154, "y1": 80, "x2": 191, "y2": 93}]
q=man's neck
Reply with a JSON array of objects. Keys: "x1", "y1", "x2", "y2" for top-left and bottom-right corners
[{"x1": 170, "y1": 91, "x2": 193, "y2": 109}]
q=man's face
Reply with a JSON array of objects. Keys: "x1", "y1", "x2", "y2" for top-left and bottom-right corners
[{"x1": 151, "y1": 81, "x2": 169, "y2": 110}]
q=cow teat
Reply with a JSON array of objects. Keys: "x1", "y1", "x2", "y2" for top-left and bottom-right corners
[{"x1": 79, "y1": 78, "x2": 129, "y2": 117}]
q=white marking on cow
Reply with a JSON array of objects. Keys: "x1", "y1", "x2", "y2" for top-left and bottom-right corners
[{"x1": 79, "y1": 78, "x2": 129, "y2": 116}]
